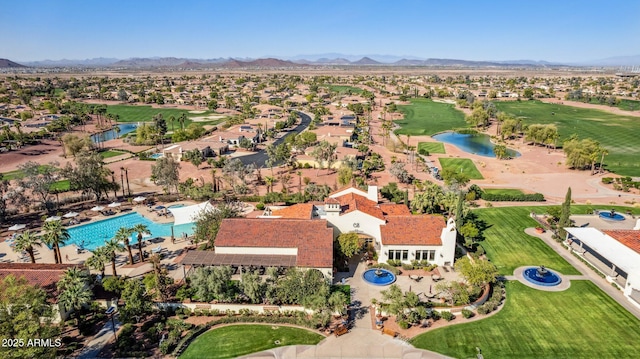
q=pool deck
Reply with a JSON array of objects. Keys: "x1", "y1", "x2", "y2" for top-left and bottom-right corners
[{"x1": 0, "y1": 201, "x2": 198, "y2": 281}]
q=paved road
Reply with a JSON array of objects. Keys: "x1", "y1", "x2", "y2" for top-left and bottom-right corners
[{"x1": 237, "y1": 111, "x2": 311, "y2": 167}]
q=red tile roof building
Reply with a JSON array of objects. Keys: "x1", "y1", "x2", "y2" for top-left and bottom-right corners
[
  {"x1": 603, "y1": 230, "x2": 640, "y2": 255},
  {"x1": 380, "y1": 216, "x2": 446, "y2": 246},
  {"x1": 215, "y1": 218, "x2": 334, "y2": 269},
  {"x1": 0, "y1": 263, "x2": 86, "y2": 303}
]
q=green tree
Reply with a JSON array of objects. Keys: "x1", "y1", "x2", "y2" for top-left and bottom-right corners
[
  {"x1": 86, "y1": 247, "x2": 110, "y2": 278},
  {"x1": 435, "y1": 280, "x2": 471, "y2": 306},
  {"x1": 193, "y1": 202, "x2": 242, "y2": 248},
  {"x1": 190, "y1": 266, "x2": 234, "y2": 302},
  {"x1": 104, "y1": 238, "x2": 124, "y2": 277},
  {"x1": 120, "y1": 278, "x2": 152, "y2": 323},
  {"x1": 131, "y1": 223, "x2": 151, "y2": 263},
  {"x1": 18, "y1": 161, "x2": 59, "y2": 211},
  {"x1": 337, "y1": 165, "x2": 353, "y2": 186},
  {"x1": 441, "y1": 167, "x2": 470, "y2": 187},
  {"x1": 311, "y1": 140, "x2": 337, "y2": 176},
  {"x1": 493, "y1": 144, "x2": 508, "y2": 160},
  {"x1": 336, "y1": 232, "x2": 364, "y2": 259},
  {"x1": 151, "y1": 156, "x2": 181, "y2": 194},
  {"x1": 63, "y1": 151, "x2": 118, "y2": 201},
  {"x1": 0, "y1": 275, "x2": 60, "y2": 359},
  {"x1": 411, "y1": 182, "x2": 444, "y2": 214},
  {"x1": 114, "y1": 227, "x2": 135, "y2": 265},
  {"x1": 465, "y1": 107, "x2": 489, "y2": 128},
  {"x1": 240, "y1": 270, "x2": 265, "y2": 304},
  {"x1": 62, "y1": 133, "x2": 93, "y2": 158},
  {"x1": 454, "y1": 257, "x2": 499, "y2": 288},
  {"x1": 13, "y1": 230, "x2": 41, "y2": 263},
  {"x1": 57, "y1": 267, "x2": 92, "y2": 326},
  {"x1": 183, "y1": 148, "x2": 204, "y2": 169},
  {"x1": 558, "y1": 187, "x2": 572, "y2": 239},
  {"x1": 459, "y1": 222, "x2": 480, "y2": 247},
  {"x1": 42, "y1": 220, "x2": 69, "y2": 264}
]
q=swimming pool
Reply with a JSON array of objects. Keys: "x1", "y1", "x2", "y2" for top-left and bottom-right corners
[
  {"x1": 66, "y1": 212, "x2": 194, "y2": 251},
  {"x1": 150, "y1": 153, "x2": 163, "y2": 159}
]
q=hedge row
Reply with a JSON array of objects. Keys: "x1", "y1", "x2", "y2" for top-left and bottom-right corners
[{"x1": 480, "y1": 192, "x2": 545, "y2": 202}]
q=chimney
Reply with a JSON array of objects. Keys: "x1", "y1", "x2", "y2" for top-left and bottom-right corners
[{"x1": 367, "y1": 185, "x2": 378, "y2": 203}]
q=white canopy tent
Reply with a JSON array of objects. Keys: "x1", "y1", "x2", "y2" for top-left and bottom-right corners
[{"x1": 168, "y1": 201, "x2": 216, "y2": 226}]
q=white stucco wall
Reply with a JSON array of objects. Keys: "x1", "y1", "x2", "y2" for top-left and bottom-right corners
[
  {"x1": 324, "y1": 211, "x2": 384, "y2": 244},
  {"x1": 378, "y1": 218, "x2": 457, "y2": 266},
  {"x1": 624, "y1": 272, "x2": 640, "y2": 310},
  {"x1": 215, "y1": 246, "x2": 298, "y2": 256}
]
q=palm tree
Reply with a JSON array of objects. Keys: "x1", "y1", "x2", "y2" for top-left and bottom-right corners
[
  {"x1": 169, "y1": 115, "x2": 176, "y2": 132},
  {"x1": 179, "y1": 113, "x2": 187, "y2": 130},
  {"x1": 296, "y1": 171, "x2": 303, "y2": 193},
  {"x1": 131, "y1": 224, "x2": 151, "y2": 263},
  {"x1": 264, "y1": 176, "x2": 275, "y2": 194},
  {"x1": 13, "y1": 230, "x2": 42, "y2": 263},
  {"x1": 86, "y1": 247, "x2": 109, "y2": 278},
  {"x1": 57, "y1": 268, "x2": 92, "y2": 327},
  {"x1": 114, "y1": 227, "x2": 135, "y2": 265},
  {"x1": 104, "y1": 238, "x2": 124, "y2": 277},
  {"x1": 42, "y1": 220, "x2": 69, "y2": 264}
]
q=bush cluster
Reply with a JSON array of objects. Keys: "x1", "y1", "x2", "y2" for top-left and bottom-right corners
[
  {"x1": 439, "y1": 311, "x2": 455, "y2": 321},
  {"x1": 461, "y1": 309, "x2": 474, "y2": 319},
  {"x1": 369, "y1": 263, "x2": 401, "y2": 275},
  {"x1": 477, "y1": 284, "x2": 505, "y2": 315}
]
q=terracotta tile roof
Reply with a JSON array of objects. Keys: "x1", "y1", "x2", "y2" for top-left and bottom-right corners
[
  {"x1": 271, "y1": 203, "x2": 315, "y2": 219},
  {"x1": 325, "y1": 197, "x2": 340, "y2": 204},
  {"x1": 380, "y1": 215, "x2": 446, "y2": 245},
  {"x1": 0, "y1": 263, "x2": 86, "y2": 303},
  {"x1": 380, "y1": 203, "x2": 411, "y2": 217},
  {"x1": 215, "y1": 218, "x2": 333, "y2": 268},
  {"x1": 334, "y1": 192, "x2": 385, "y2": 220},
  {"x1": 603, "y1": 230, "x2": 640, "y2": 255}
]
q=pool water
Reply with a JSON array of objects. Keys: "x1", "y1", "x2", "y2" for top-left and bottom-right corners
[
  {"x1": 432, "y1": 132, "x2": 520, "y2": 158},
  {"x1": 66, "y1": 212, "x2": 194, "y2": 251},
  {"x1": 150, "y1": 153, "x2": 164, "y2": 159},
  {"x1": 362, "y1": 268, "x2": 397, "y2": 286}
]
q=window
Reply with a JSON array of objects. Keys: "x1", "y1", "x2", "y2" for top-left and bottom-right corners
[
  {"x1": 388, "y1": 250, "x2": 408, "y2": 261},
  {"x1": 416, "y1": 250, "x2": 436, "y2": 261}
]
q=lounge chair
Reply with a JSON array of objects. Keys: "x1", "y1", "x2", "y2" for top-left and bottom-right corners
[{"x1": 151, "y1": 246, "x2": 162, "y2": 254}]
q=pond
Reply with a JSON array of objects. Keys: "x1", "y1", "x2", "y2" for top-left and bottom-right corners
[
  {"x1": 432, "y1": 132, "x2": 520, "y2": 158},
  {"x1": 91, "y1": 123, "x2": 138, "y2": 144}
]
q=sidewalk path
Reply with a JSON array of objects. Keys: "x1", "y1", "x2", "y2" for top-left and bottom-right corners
[
  {"x1": 76, "y1": 314, "x2": 121, "y2": 359},
  {"x1": 524, "y1": 227, "x2": 640, "y2": 320}
]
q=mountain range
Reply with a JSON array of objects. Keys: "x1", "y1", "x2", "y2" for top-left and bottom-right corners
[{"x1": 4, "y1": 54, "x2": 639, "y2": 69}]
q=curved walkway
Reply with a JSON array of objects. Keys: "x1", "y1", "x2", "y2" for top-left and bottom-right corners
[{"x1": 524, "y1": 227, "x2": 640, "y2": 320}]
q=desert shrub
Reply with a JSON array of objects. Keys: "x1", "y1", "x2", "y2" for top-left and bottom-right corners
[
  {"x1": 369, "y1": 263, "x2": 401, "y2": 275},
  {"x1": 401, "y1": 263, "x2": 414, "y2": 271},
  {"x1": 477, "y1": 305, "x2": 490, "y2": 315},
  {"x1": 602, "y1": 177, "x2": 614, "y2": 184},
  {"x1": 255, "y1": 202, "x2": 265, "y2": 210},
  {"x1": 461, "y1": 309, "x2": 474, "y2": 319},
  {"x1": 397, "y1": 320, "x2": 410, "y2": 329},
  {"x1": 387, "y1": 259, "x2": 402, "y2": 267},
  {"x1": 430, "y1": 310, "x2": 441, "y2": 321},
  {"x1": 440, "y1": 311, "x2": 455, "y2": 321}
]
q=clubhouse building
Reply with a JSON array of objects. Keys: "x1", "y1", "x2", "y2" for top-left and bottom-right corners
[{"x1": 180, "y1": 186, "x2": 457, "y2": 282}]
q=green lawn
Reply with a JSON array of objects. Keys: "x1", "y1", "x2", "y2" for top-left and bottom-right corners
[
  {"x1": 411, "y1": 280, "x2": 640, "y2": 358},
  {"x1": 0, "y1": 169, "x2": 25, "y2": 181},
  {"x1": 417, "y1": 142, "x2": 446, "y2": 154},
  {"x1": 106, "y1": 105, "x2": 221, "y2": 128},
  {"x1": 617, "y1": 99, "x2": 640, "y2": 111},
  {"x1": 438, "y1": 158, "x2": 484, "y2": 179},
  {"x1": 50, "y1": 179, "x2": 70, "y2": 192},
  {"x1": 99, "y1": 150, "x2": 126, "y2": 159},
  {"x1": 179, "y1": 324, "x2": 323, "y2": 359},
  {"x1": 324, "y1": 85, "x2": 364, "y2": 94},
  {"x1": 495, "y1": 100, "x2": 640, "y2": 176},
  {"x1": 472, "y1": 207, "x2": 579, "y2": 275},
  {"x1": 395, "y1": 98, "x2": 467, "y2": 136},
  {"x1": 482, "y1": 188, "x2": 525, "y2": 196}
]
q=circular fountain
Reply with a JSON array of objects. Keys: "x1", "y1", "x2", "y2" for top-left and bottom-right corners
[
  {"x1": 522, "y1": 265, "x2": 562, "y2": 287},
  {"x1": 599, "y1": 209, "x2": 625, "y2": 221},
  {"x1": 362, "y1": 268, "x2": 397, "y2": 286}
]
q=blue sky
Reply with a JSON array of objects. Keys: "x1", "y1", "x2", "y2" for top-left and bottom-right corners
[{"x1": 2, "y1": 0, "x2": 639, "y2": 62}]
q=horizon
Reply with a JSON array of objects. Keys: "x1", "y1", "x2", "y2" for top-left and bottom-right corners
[{"x1": 1, "y1": 0, "x2": 640, "y2": 63}]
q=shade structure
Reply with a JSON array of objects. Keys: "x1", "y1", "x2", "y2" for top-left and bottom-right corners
[
  {"x1": 91, "y1": 206, "x2": 105, "y2": 212},
  {"x1": 63, "y1": 212, "x2": 79, "y2": 218},
  {"x1": 133, "y1": 196, "x2": 146, "y2": 202},
  {"x1": 108, "y1": 202, "x2": 121, "y2": 208},
  {"x1": 45, "y1": 216, "x2": 62, "y2": 222},
  {"x1": 169, "y1": 201, "x2": 216, "y2": 226},
  {"x1": 8, "y1": 224, "x2": 26, "y2": 231}
]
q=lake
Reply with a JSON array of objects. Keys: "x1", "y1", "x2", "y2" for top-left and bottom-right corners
[
  {"x1": 91, "y1": 123, "x2": 138, "y2": 144},
  {"x1": 432, "y1": 132, "x2": 520, "y2": 158}
]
